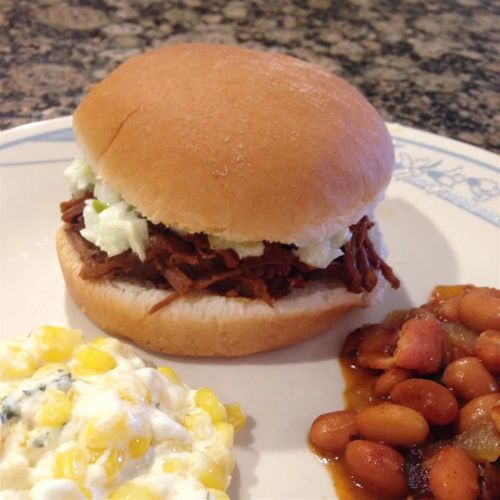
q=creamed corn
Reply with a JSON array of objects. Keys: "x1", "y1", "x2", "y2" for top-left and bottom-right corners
[{"x1": 0, "y1": 327, "x2": 245, "y2": 499}]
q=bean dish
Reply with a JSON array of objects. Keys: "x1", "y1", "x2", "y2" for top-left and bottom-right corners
[{"x1": 310, "y1": 285, "x2": 500, "y2": 499}]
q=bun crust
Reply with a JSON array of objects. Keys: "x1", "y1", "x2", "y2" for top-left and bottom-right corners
[
  {"x1": 73, "y1": 43, "x2": 394, "y2": 245},
  {"x1": 57, "y1": 228, "x2": 382, "y2": 356}
]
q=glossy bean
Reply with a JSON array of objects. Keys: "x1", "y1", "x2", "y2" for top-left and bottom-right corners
[
  {"x1": 394, "y1": 318, "x2": 443, "y2": 374},
  {"x1": 458, "y1": 393, "x2": 500, "y2": 432},
  {"x1": 309, "y1": 411, "x2": 357, "y2": 454},
  {"x1": 429, "y1": 447, "x2": 479, "y2": 500},
  {"x1": 458, "y1": 287, "x2": 500, "y2": 332},
  {"x1": 374, "y1": 367, "x2": 413, "y2": 397},
  {"x1": 355, "y1": 403, "x2": 429, "y2": 446},
  {"x1": 438, "y1": 296, "x2": 460, "y2": 322},
  {"x1": 442, "y1": 357, "x2": 498, "y2": 401},
  {"x1": 474, "y1": 330, "x2": 500, "y2": 375},
  {"x1": 390, "y1": 379, "x2": 458, "y2": 426},
  {"x1": 344, "y1": 440, "x2": 408, "y2": 498}
]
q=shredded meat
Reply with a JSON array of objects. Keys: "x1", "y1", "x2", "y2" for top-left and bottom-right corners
[{"x1": 60, "y1": 196, "x2": 399, "y2": 310}]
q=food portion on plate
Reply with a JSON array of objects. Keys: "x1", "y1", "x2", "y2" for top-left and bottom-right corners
[
  {"x1": 56, "y1": 42, "x2": 399, "y2": 357},
  {"x1": 309, "y1": 285, "x2": 500, "y2": 499},
  {"x1": 0, "y1": 326, "x2": 245, "y2": 500}
]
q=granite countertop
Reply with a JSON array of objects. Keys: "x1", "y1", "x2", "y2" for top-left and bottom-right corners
[{"x1": 1, "y1": 0, "x2": 499, "y2": 153}]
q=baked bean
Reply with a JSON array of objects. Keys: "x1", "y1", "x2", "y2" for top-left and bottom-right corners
[
  {"x1": 355, "y1": 403, "x2": 429, "y2": 446},
  {"x1": 474, "y1": 330, "x2": 500, "y2": 375},
  {"x1": 431, "y1": 285, "x2": 466, "y2": 323},
  {"x1": 309, "y1": 411, "x2": 357, "y2": 454},
  {"x1": 428, "y1": 447, "x2": 479, "y2": 500},
  {"x1": 458, "y1": 287, "x2": 500, "y2": 332},
  {"x1": 438, "y1": 296, "x2": 460, "y2": 322},
  {"x1": 394, "y1": 318, "x2": 443, "y2": 374},
  {"x1": 442, "y1": 357, "x2": 498, "y2": 401},
  {"x1": 356, "y1": 325, "x2": 396, "y2": 370},
  {"x1": 344, "y1": 440, "x2": 408, "y2": 498},
  {"x1": 390, "y1": 379, "x2": 458, "y2": 426},
  {"x1": 374, "y1": 367, "x2": 413, "y2": 396},
  {"x1": 458, "y1": 393, "x2": 500, "y2": 432}
]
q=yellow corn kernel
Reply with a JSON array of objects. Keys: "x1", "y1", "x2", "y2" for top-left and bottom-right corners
[
  {"x1": 128, "y1": 436, "x2": 151, "y2": 459},
  {"x1": 195, "y1": 388, "x2": 227, "y2": 423},
  {"x1": 90, "y1": 336, "x2": 114, "y2": 348},
  {"x1": 158, "y1": 366, "x2": 181, "y2": 385},
  {"x1": 108, "y1": 483, "x2": 159, "y2": 500},
  {"x1": 226, "y1": 403, "x2": 246, "y2": 432},
  {"x1": 104, "y1": 448, "x2": 125, "y2": 482},
  {"x1": 78, "y1": 484, "x2": 92, "y2": 499},
  {"x1": 182, "y1": 412, "x2": 212, "y2": 440},
  {"x1": 163, "y1": 457, "x2": 188, "y2": 474},
  {"x1": 34, "y1": 363, "x2": 66, "y2": 379},
  {"x1": 116, "y1": 381, "x2": 151, "y2": 405},
  {"x1": 208, "y1": 489, "x2": 230, "y2": 500},
  {"x1": 117, "y1": 389, "x2": 136, "y2": 404},
  {"x1": 80, "y1": 415, "x2": 128, "y2": 449},
  {"x1": 53, "y1": 446, "x2": 87, "y2": 482},
  {"x1": 196, "y1": 455, "x2": 227, "y2": 491},
  {"x1": 74, "y1": 345, "x2": 116, "y2": 373},
  {"x1": 0, "y1": 345, "x2": 36, "y2": 380},
  {"x1": 214, "y1": 422, "x2": 234, "y2": 448},
  {"x1": 71, "y1": 365, "x2": 95, "y2": 378},
  {"x1": 36, "y1": 326, "x2": 83, "y2": 362},
  {"x1": 35, "y1": 390, "x2": 72, "y2": 427},
  {"x1": 206, "y1": 445, "x2": 235, "y2": 474}
]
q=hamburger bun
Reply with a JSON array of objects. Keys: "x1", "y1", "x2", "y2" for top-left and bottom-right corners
[
  {"x1": 57, "y1": 227, "x2": 385, "y2": 356},
  {"x1": 58, "y1": 43, "x2": 395, "y2": 356},
  {"x1": 73, "y1": 43, "x2": 393, "y2": 245}
]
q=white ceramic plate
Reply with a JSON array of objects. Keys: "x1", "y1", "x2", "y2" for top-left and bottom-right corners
[{"x1": 1, "y1": 117, "x2": 499, "y2": 499}]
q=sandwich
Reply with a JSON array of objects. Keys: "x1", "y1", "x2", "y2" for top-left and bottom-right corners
[{"x1": 56, "y1": 43, "x2": 399, "y2": 357}]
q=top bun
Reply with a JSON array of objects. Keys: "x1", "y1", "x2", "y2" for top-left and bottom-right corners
[{"x1": 73, "y1": 43, "x2": 394, "y2": 246}]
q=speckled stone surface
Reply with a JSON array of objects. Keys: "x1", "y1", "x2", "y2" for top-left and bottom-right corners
[{"x1": 1, "y1": 0, "x2": 499, "y2": 152}]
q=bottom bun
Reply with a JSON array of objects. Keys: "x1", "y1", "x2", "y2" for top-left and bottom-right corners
[{"x1": 56, "y1": 228, "x2": 385, "y2": 357}]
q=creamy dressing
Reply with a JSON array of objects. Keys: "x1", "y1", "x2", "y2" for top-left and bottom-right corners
[
  {"x1": 64, "y1": 158, "x2": 95, "y2": 198},
  {"x1": 294, "y1": 230, "x2": 350, "y2": 268},
  {"x1": 80, "y1": 199, "x2": 148, "y2": 260},
  {"x1": 207, "y1": 235, "x2": 264, "y2": 259},
  {"x1": 64, "y1": 157, "x2": 352, "y2": 268},
  {"x1": 0, "y1": 329, "x2": 238, "y2": 499}
]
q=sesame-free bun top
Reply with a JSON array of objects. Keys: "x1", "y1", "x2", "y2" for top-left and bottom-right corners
[{"x1": 74, "y1": 43, "x2": 394, "y2": 245}]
